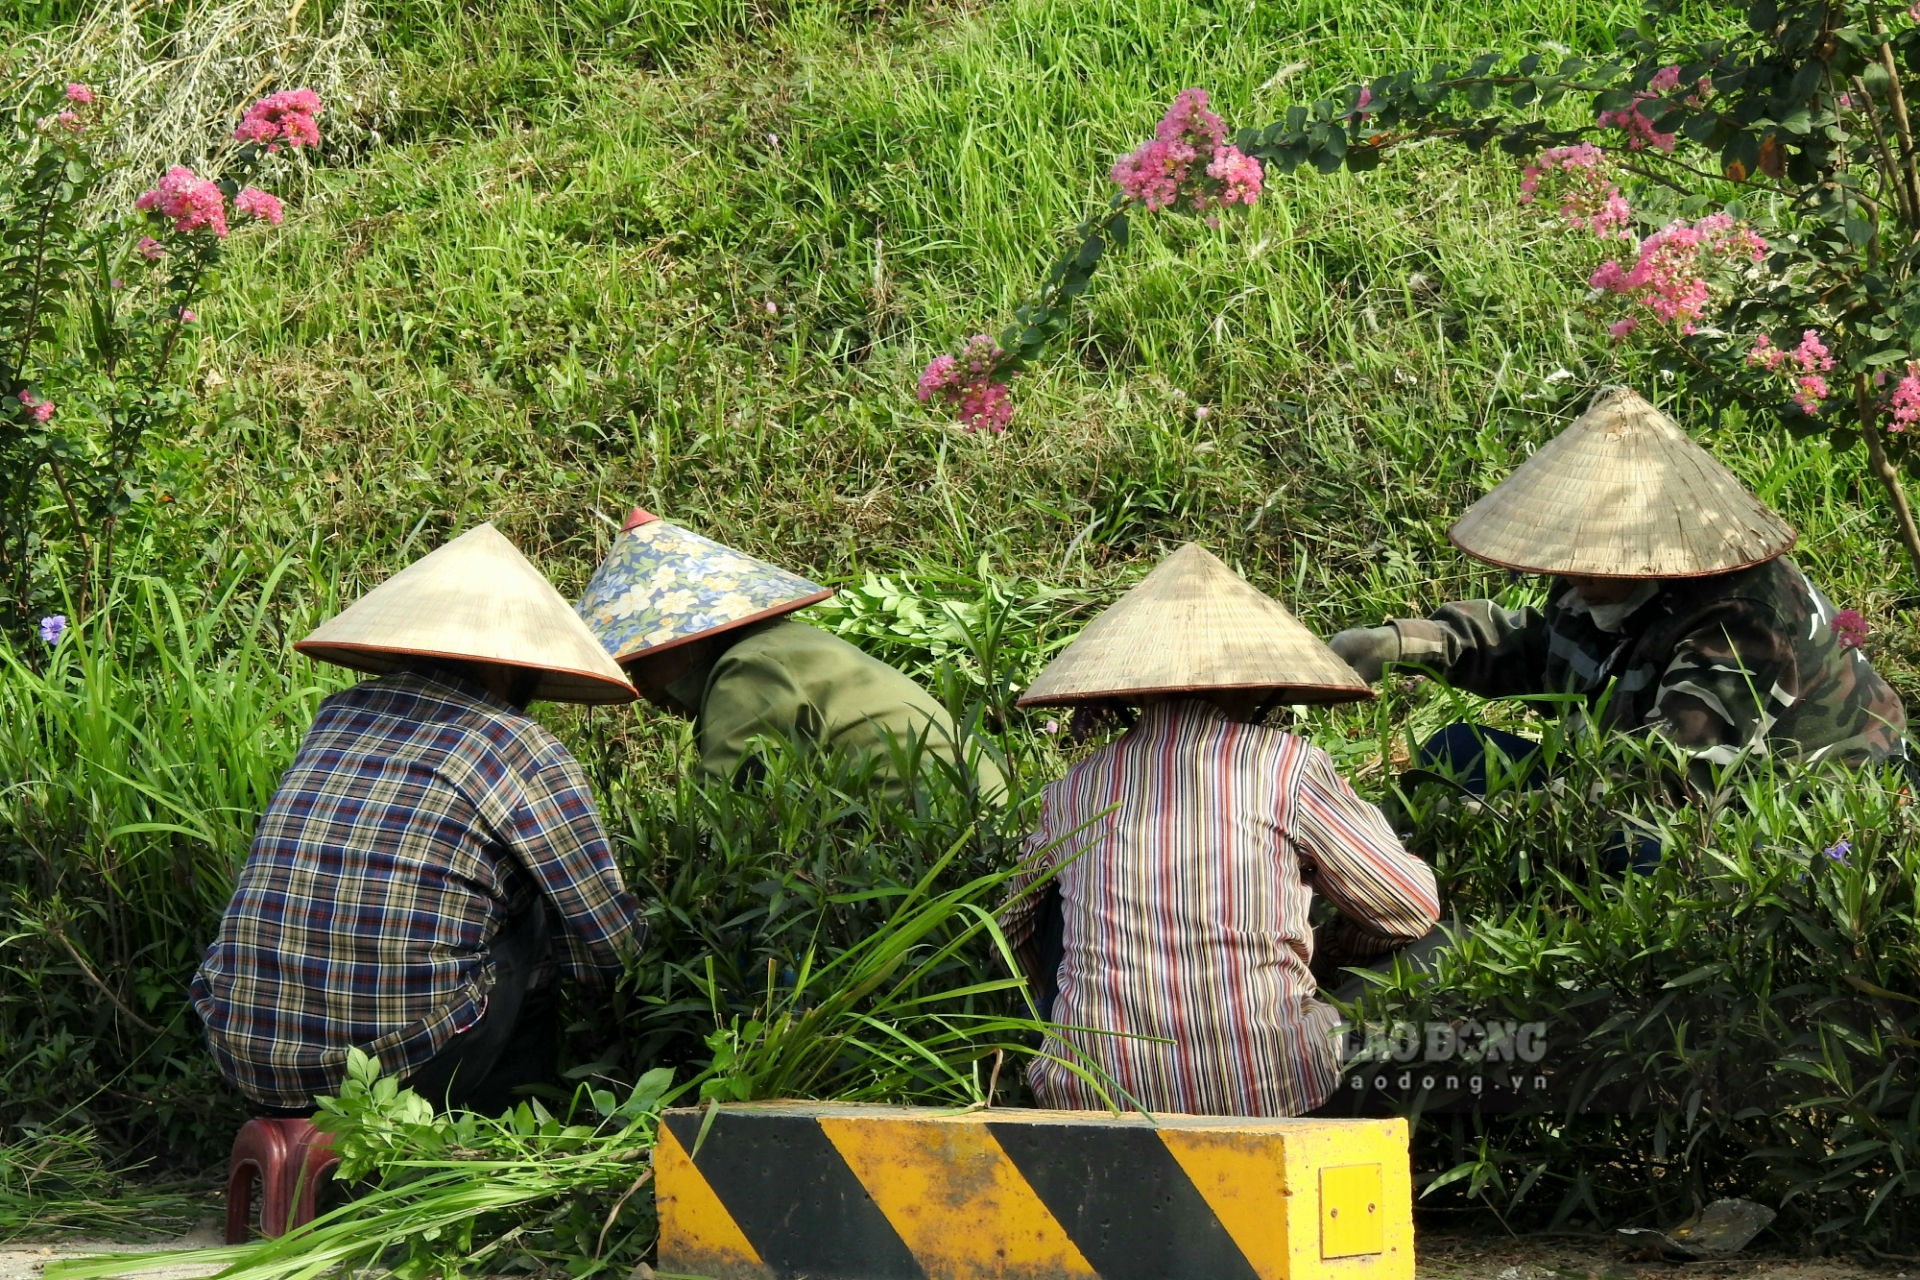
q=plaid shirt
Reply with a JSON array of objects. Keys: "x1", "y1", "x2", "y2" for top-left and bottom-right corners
[
  {"x1": 1001, "y1": 700, "x2": 1438, "y2": 1116},
  {"x1": 191, "y1": 671, "x2": 641, "y2": 1110}
]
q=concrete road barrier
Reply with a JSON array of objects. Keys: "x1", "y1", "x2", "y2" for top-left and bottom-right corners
[{"x1": 654, "y1": 1101, "x2": 1412, "y2": 1280}]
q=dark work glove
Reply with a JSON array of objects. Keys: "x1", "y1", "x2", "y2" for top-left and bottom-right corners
[{"x1": 1329, "y1": 625, "x2": 1401, "y2": 683}]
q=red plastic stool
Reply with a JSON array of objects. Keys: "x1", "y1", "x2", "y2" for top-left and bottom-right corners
[{"x1": 225, "y1": 1118, "x2": 341, "y2": 1243}]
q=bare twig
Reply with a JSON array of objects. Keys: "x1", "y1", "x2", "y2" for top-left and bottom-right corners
[
  {"x1": 1869, "y1": 10, "x2": 1920, "y2": 229},
  {"x1": 1852, "y1": 77, "x2": 1916, "y2": 225}
]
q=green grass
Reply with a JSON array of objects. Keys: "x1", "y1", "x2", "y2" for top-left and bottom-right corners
[{"x1": 151, "y1": 0, "x2": 1918, "y2": 693}]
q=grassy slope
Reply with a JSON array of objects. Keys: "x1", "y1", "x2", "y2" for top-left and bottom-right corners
[{"x1": 158, "y1": 0, "x2": 1917, "y2": 728}]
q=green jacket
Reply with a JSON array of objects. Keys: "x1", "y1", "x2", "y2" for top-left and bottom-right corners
[{"x1": 681, "y1": 619, "x2": 1005, "y2": 799}]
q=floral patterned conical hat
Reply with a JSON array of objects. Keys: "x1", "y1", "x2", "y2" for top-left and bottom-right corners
[{"x1": 575, "y1": 509, "x2": 833, "y2": 662}]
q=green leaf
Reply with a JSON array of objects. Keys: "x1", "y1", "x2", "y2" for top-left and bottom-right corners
[{"x1": 1663, "y1": 962, "x2": 1729, "y2": 988}]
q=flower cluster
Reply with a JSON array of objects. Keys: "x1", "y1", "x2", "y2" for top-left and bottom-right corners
[
  {"x1": 14, "y1": 391, "x2": 53, "y2": 423},
  {"x1": 1596, "y1": 65, "x2": 1696, "y2": 152},
  {"x1": 136, "y1": 167, "x2": 229, "y2": 236},
  {"x1": 1888, "y1": 363, "x2": 1920, "y2": 431},
  {"x1": 1829, "y1": 609, "x2": 1870, "y2": 651},
  {"x1": 234, "y1": 88, "x2": 322, "y2": 152},
  {"x1": 1590, "y1": 214, "x2": 1766, "y2": 333},
  {"x1": 1747, "y1": 329, "x2": 1835, "y2": 414},
  {"x1": 137, "y1": 235, "x2": 167, "y2": 260},
  {"x1": 233, "y1": 187, "x2": 285, "y2": 226},
  {"x1": 1519, "y1": 144, "x2": 1632, "y2": 239},
  {"x1": 42, "y1": 83, "x2": 96, "y2": 135},
  {"x1": 1111, "y1": 89, "x2": 1263, "y2": 217},
  {"x1": 918, "y1": 334, "x2": 1016, "y2": 433}
]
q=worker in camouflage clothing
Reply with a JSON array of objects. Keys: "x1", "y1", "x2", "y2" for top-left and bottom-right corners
[{"x1": 1331, "y1": 388, "x2": 1907, "y2": 821}]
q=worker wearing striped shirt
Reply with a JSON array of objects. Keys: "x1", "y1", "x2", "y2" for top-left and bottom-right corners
[
  {"x1": 1004, "y1": 544, "x2": 1440, "y2": 1117},
  {"x1": 193, "y1": 526, "x2": 644, "y2": 1114}
]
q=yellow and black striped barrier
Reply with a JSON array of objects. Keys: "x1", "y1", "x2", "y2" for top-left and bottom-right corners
[{"x1": 654, "y1": 1101, "x2": 1412, "y2": 1280}]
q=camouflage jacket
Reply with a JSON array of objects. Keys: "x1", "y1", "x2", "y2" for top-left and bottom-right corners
[{"x1": 1390, "y1": 556, "x2": 1907, "y2": 767}]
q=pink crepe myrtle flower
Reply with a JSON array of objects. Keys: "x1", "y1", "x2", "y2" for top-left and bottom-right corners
[
  {"x1": 1112, "y1": 89, "x2": 1264, "y2": 216},
  {"x1": 178, "y1": 309, "x2": 197, "y2": 323},
  {"x1": 1159, "y1": 88, "x2": 1226, "y2": 148},
  {"x1": 1520, "y1": 144, "x2": 1634, "y2": 239},
  {"x1": 233, "y1": 187, "x2": 285, "y2": 226},
  {"x1": 1830, "y1": 609, "x2": 1870, "y2": 651},
  {"x1": 1911, "y1": 0, "x2": 1920, "y2": 22},
  {"x1": 1205, "y1": 145, "x2": 1263, "y2": 207},
  {"x1": 956, "y1": 380, "x2": 1014, "y2": 433},
  {"x1": 1748, "y1": 329, "x2": 1834, "y2": 414},
  {"x1": 1890, "y1": 363, "x2": 1920, "y2": 431},
  {"x1": 1608, "y1": 317, "x2": 1640, "y2": 339},
  {"x1": 917, "y1": 354, "x2": 959, "y2": 399},
  {"x1": 65, "y1": 82, "x2": 94, "y2": 104},
  {"x1": 54, "y1": 111, "x2": 82, "y2": 132},
  {"x1": 1599, "y1": 101, "x2": 1678, "y2": 152},
  {"x1": 15, "y1": 391, "x2": 54, "y2": 423},
  {"x1": 135, "y1": 167, "x2": 228, "y2": 237},
  {"x1": 1597, "y1": 66, "x2": 1704, "y2": 152},
  {"x1": 235, "y1": 88, "x2": 322, "y2": 152},
  {"x1": 1590, "y1": 214, "x2": 1765, "y2": 332},
  {"x1": 919, "y1": 335, "x2": 1017, "y2": 433},
  {"x1": 137, "y1": 236, "x2": 167, "y2": 260},
  {"x1": 1746, "y1": 333, "x2": 1786, "y2": 372}
]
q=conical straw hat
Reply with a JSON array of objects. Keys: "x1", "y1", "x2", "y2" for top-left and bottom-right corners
[
  {"x1": 1448, "y1": 387, "x2": 1796, "y2": 578},
  {"x1": 296, "y1": 524, "x2": 637, "y2": 705},
  {"x1": 576, "y1": 509, "x2": 833, "y2": 662},
  {"x1": 1017, "y1": 543, "x2": 1372, "y2": 707}
]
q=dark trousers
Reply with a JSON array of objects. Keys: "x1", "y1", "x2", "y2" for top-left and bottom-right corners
[
  {"x1": 1324, "y1": 926, "x2": 1449, "y2": 1004},
  {"x1": 405, "y1": 900, "x2": 561, "y2": 1116},
  {"x1": 1415, "y1": 721, "x2": 1661, "y2": 875}
]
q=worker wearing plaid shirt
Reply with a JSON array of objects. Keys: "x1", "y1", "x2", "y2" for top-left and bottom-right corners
[{"x1": 192, "y1": 524, "x2": 645, "y2": 1114}]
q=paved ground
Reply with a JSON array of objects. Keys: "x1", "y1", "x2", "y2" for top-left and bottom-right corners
[
  {"x1": 0, "y1": 1223, "x2": 1898, "y2": 1280},
  {"x1": 0, "y1": 1221, "x2": 226, "y2": 1280},
  {"x1": 1418, "y1": 1233, "x2": 1898, "y2": 1280}
]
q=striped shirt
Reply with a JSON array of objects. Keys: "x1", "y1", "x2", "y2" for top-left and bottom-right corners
[
  {"x1": 1001, "y1": 700, "x2": 1438, "y2": 1116},
  {"x1": 191, "y1": 671, "x2": 642, "y2": 1110}
]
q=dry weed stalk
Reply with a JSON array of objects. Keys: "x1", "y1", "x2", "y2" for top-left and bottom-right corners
[{"x1": 5, "y1": 0, "x2": 388, "y2": 214}]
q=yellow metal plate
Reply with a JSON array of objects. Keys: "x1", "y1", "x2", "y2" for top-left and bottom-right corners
[{"x1": 1320, "y1": 1163, "x2": 1385, "y2": 1259}]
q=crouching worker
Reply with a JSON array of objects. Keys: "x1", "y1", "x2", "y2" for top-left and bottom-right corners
[
  {"x1": 1329, "y1": 388, "x2": 1907, "y2": 824},
  {"x1": 1000, "y1": 543, "x2": 1440, "y2": 1117},
  {"x1": 576, "y1": 508, "x2": 1005, "y2": 801},
  {"x1": 192, "y1": 525, "x2": 645, "y2": 1116}
]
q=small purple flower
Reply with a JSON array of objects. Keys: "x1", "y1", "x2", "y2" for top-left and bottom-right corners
[
  {"x1": 38, "y1": 615, "x2": 67, "y2": 645},
  {"x1": 1824, "y1": 840, "x2": 1852, "y2": 867},
  {"x1": 1042, "y1": 719, "x2": 1060, "y2": 735}
]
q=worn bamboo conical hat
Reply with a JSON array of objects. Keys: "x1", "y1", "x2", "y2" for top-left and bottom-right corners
[
  {"x1": 1017, "y1": 543, "x2": 1372, "y2": 707},
  {"x1": 1448, "y1": 387, "x2": 1796, "y2": 578},
  {"x1": 296, "y1": 524, "x2": 638, "y2": 705}
]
